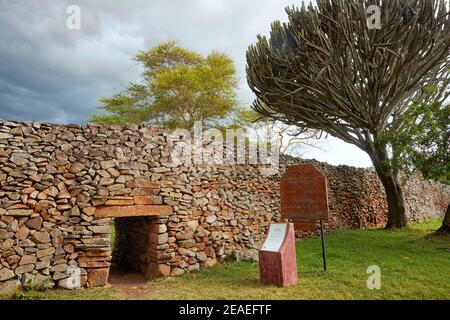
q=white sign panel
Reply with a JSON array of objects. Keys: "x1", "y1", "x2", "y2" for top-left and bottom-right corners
[{"x1": 261, "y1": 223, "x2": 287, "y2": 252}]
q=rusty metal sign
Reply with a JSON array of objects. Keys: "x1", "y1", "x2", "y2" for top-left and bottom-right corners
[{"x1": 280, "y1": 164, "x2": 329, "y2": 223}]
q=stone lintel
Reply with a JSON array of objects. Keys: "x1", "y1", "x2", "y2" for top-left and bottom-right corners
[{"x1": 95, "y1": 205, "x2": 172, "y2": 218}]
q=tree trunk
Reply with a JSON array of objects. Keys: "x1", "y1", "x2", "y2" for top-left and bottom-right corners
[
  {"x1": 437, "y1": 203, "x2": 450, "y2": 233},
  {"x1": 368, "y1": 143, "x2": 408, "y2": 229}
]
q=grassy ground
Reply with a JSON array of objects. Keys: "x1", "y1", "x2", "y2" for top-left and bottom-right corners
[{"x1": 3, "y1": 220, "x2": 449, "y2": 300}]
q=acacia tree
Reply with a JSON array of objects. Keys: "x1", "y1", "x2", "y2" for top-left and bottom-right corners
[
  {"x1": 246, "y1": 0, "x2": 450, "y2": 229},
  {"x1": 91, "y1": 41, "x2": 239, "y2": 130}
]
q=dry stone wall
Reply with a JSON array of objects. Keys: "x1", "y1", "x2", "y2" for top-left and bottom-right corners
[{"x1": 0, "y1": 120, "x2": 449, "y2": 292}]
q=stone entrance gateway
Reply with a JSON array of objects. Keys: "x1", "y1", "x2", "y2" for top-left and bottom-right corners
[{"x1": 94, "y1": 200, "x2": 172, "y2": 285}]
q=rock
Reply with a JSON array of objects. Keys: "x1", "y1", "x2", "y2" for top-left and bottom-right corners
[
  {"x1": 235, "y1": 248, "x2": 259, "y2": 262},
  {"x1": 195, "y1": 251, "x2": 207, "y2": 262},
  {"x1": 36, "y1": 259, "x2": 51, "y2": 270},
  {"x1": 69, "y1": 161, "x2": 85, "y2": 174},
  {"x1": 0, "y1": 268, "x2": 16, "y2": 281},
  {"x1": 6, "y1": 255, "x2": 20, "y2": 265},
  {"x1": 89, "y1": 225, "x2": 110, "y2": 234},
  {"x1": 0, "y1": 132, "x2": 13, "y2": 139},
  {"x1": 0, "y1": 279, "x2": 21, "y2": 295},
  {"x1": 204, "y1": 257, "x2": 217, "y2": 268},
  {"x1": 31, "y1": 231, "x2": 51, "y2": 244},
  {"x1": 104, "y1": 198, "x2": 134, "y2": 206},
  {"x1": 170, "y1": 268, "x2": 185, "y2": 276},
  {"x1": 44, "y1": 186, "x2": 59, "y2": 198},
  {"x1": 26, "y1": 217, "x2": 43, "y2": 230},
  {"x1": 52, "y1": 264, "x2": 68, "y2": 273},
  {"x1": 15, "y1": 264, "x2": 35, "y2": 275},
  {"x1": 57, "y1": 190, "x2": 71, "y2": 199},
  {"x1": 63, "y1": 244, "x2": 75, "y2": 253},
  {"x1": 207, "y1": 205, "x2": 220, "y2": 212},
  {"x1": 36, "y1": 247, "x2": 55, "y2": 259},
  {"x1": 83, "y1": 207, "x2": 96, "y2": 216},
  {"x1": 210, "y1": 231, "x2": 222, "y2": 241},
  {"x1": 30, "y1": 274, "x2": 54, "y2": 289},
  {"x1": 87, "y1": 268, "x2": 109, "y2": 287},
  {"x1": 0, "y1": 230, "x2": 14, "y2": 240},
  {"x1": 6, "y1": 209, "x2": 33, "y2": 217},
  {"x1": 81, "y1": 237, "x2": 110, "y2": 247},
  {"x1": 134, "y1": 179, "x2": 159, "y2": 188},
  {"x1": 1, "y1": 238, "x2": 14, "y2": 249},
  {"x1": 158, "y1": 264, "x2": 171, "y2": 276},
  {"x1": 150, "y1": 223, "x2": 167, "y2": 234},
  {"x1": 9, "y1": 154, "x2": 28, "y2": 166},
  {"x1": 53, "y1": 271, "x2": 69, "y2": 281},
  {"x1": 188, "y1": 263, "x2": 200, "y2": 272},
  {"x1": 205, "y1": 215, "x2": 217, "y2": 224},
  {"x1": 130, "y1": 188, "x2": 158, "y2": 196},
  {"x1": 194, "y1": 227, "x2": 210, "y2": 237},
  {"x1": 150, "y1": 233, "x2": 168, "y2": 244},
  {"x1": 99, "y1": 177, "x2": 114, "y2": 186},
  {"x1": 134, "y1": 195, "x2": 163, "y2": 205},
  {"x1": 35, "y1": 200, "x2": 51, "y2": 212},
  {"x1": 100, "y1": 160, "x2": 115, "y2": 170},
  {"x1": 19, "y1": 255, "x2": 37, "y2": 265},
  {"x1": 178, "y1": 239, "x2": 196, "y2": 248},
  {"x1": 21, "y1": 273, "x2": 35, "y2": 287}
]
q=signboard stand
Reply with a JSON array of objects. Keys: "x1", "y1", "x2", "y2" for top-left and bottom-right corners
[
  {"x1": 280, "y1": 164, "x2": 330, "y2": 272},
  {"x1": 259, "y1": 223, "x2": 297, "y2": 287},
  {"x1": 320, "y1": 220, "x2": 327, "y2": 272}
]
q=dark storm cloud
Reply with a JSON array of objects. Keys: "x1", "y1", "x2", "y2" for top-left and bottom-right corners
[{"x1": 0, "y1": 0, "x2": 297, "y2": 124}]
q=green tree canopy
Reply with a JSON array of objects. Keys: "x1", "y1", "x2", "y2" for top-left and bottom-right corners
[
  {"x1": 91, "y1": 41, "x2": 239, "y2": 130},
  {"x1": 385, "y1": 81, "x2": 450, "y2": 232}
]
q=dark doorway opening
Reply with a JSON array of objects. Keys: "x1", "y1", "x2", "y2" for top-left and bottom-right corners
[{"x1": 111, "y1": 216, "x2": 151, "y2": 275}]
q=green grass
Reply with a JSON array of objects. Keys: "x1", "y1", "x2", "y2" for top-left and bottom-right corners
[{"x1": 3, "y1": 220, "x2": 449, "y2": 300}]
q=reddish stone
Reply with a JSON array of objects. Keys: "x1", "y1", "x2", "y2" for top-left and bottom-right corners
[
  {"x1": 135, "y1": 179, "x2": 160, "y2": 189},
  {"x1": 95, "y1": 205, "x2": 172, "y2": 218},
  {"x1": 134, "y1": 195, "x2": 163, "y2": 205},
  {"x1": 145, "y1": 262, "x2": 170, "y2": 278},
  {"x1": 26, "y1": 217, "x2": 43, "y2": 230},
  {"x1": 259, "y1": 223, "x2": 297, "y2": 287},
  {"x1": 80, "y1": 261, "x2": 111, "y2": 268},
  {"x1": 87, "y1": 268, "x2": 109, "y2": 287},
  {"x1": 0, "y1": 216, "x2": 14, "y2": 225},
  {"x1": 159, "y1": 264, "x2": 171, "y2": 276},
  {"x1": 280, "y1": 164, "x2": 329, "y2": 223},
  {"x1": 40, "y1": 210, "x2": 51, "y2": 221},
  {"x1": 130, "y1": 188, "x2": 158, "y2": 196},
  {"x1": 104, "y1": 198, "x2": 135, "y2": 206}
]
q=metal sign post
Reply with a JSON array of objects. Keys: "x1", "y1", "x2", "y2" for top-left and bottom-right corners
[{"x1": 320, "y1": 220, "x2": 327, "y2": 272}]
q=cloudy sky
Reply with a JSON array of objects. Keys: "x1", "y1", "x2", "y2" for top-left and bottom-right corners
[{"x1": 0, "y1": 0, "x2": 372, "y2": 167}]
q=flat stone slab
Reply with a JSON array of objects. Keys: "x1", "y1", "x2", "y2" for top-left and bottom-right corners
[{"x1": 95, "y1": 205, "x2": 172, "y2": 218}]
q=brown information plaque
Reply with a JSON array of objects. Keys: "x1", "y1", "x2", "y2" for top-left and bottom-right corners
[{"x1": 280, "y1": 164, "x2": 329, "y2": 222}]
